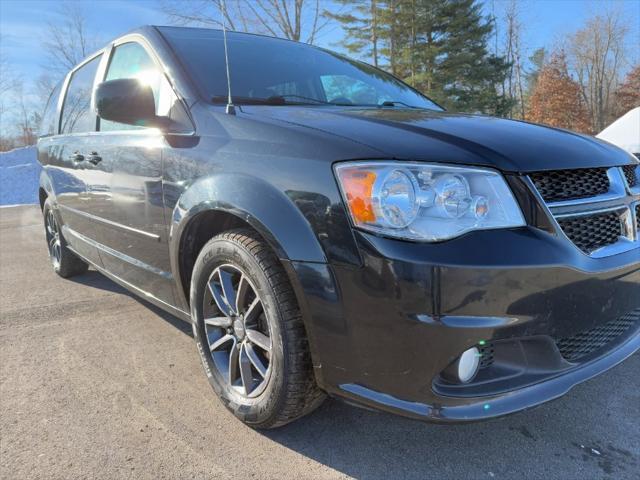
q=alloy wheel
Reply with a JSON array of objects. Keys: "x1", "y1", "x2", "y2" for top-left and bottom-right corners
[
  {"x1": 45, "y1": 209, "x2": 62, "y2": 269},
  {"x1": 202, "y1": 264, "x2": 273, "y2": 398}
]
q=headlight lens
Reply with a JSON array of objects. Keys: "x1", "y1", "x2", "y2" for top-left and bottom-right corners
[{"x1": 335, "y1": 161, "x2": 525, "y2": 241}]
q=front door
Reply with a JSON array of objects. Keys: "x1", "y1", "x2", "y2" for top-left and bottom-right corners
[{"x1": 84, "y1": 41, "x2": 175, "y2": 306}]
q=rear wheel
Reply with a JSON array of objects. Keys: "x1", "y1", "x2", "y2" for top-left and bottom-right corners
[
  {"x1": 190, "y1": 229, "x2": 325, "y2": 428},
  {"x1": 43, "y1": 198, "x2": 88, "y2": 278}
]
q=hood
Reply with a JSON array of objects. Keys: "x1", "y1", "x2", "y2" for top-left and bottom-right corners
[{"x1": 239, "y1": 106, "x2": 634, "y2": 173}]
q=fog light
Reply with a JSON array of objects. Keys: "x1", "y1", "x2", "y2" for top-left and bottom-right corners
[{"x1": 443, "y1": 347, "x2": 480, "y2": 384}]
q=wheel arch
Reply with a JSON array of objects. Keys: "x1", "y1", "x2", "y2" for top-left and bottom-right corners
[
  {"x1": 169, "y1": 173, "x2": 327, "y2": 312},
  {"x1": 38, "y1": 168, "x2": 56, "y2": 208}
]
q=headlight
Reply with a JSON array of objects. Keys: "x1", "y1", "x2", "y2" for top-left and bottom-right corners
[{"x1": 335, "y1": 161, "x2": 525, "y2": 241}]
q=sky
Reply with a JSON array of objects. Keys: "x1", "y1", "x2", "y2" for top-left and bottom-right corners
[{"x1": 0, "y1": 0, "x2": 639, "y2": 92}]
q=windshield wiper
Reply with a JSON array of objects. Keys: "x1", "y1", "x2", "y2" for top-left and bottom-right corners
[
  {"x1": 212, "y1": 94, "x2": 330, "y2": 106},
  {"x1": 212, "y1": 95, "x2": 277, "y2": 105},
  {"x1": 269, "y1": 94, "x2": 331, "y2": 105},
  {"x1": 380, "y1": 100, "x2": 419, "y2": 108}
]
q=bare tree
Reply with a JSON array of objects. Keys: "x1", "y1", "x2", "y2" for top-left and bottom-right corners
[
  {"x1": 42, "y1": 2, "x2": 98, "y2": 78},
  {"x1": 14, "y1": 85, "x2": 38, "y2": 146},
  {"x1": 568, "y1": 9, "x2": 629, "y2": 132},
  {"x1": 161, "y1": 0, "x2": 330, "y2": 43},
  {"x1": 0, "y1": 34, "x2": 21, "y2": 147},
  {"x1": 502, "y1": 0, "x2": 526, "y2": 119}
]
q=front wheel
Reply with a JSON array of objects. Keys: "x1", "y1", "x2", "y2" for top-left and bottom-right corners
[
  {"x1": 190, "y1": 229, "x2": 325, "y2": 428},
  {"x1": 43, "y1": 198, "x2": 88, "y2": 278}
]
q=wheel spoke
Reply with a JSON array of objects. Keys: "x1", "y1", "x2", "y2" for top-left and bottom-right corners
[
  {"x1": 239, "y1": 344, "x2": 253, "y2": 395},
  {"x1": 218, "y1": 268, "x2": 237, "y2": 315},
  {"x1": 245, "y1": 342, "x2": 267, "y2": 377},
  {"x1": 246, "y1": 329, "x2": 271, "y2": 351},
  {"x1": 244, "y1": 297, "x2": 263, "y2": 325},
  {"x1": 209, "y1": 333, "x2": 234, "y2": 352},
  {"x1": 204, "y1": 316, "x2": 232, "y2": 328},
  {"x1": 208, "y1": 275, "x2": 232, "y2": 317},
  {"x1": 235, "y1": 275, "x2": 248, "y2": 314},
  {"x1": 228, "y1": 342, "x2": 240, "y2": 383},
  {"x1": 48, "y1": 212, "x2": 58, "y2": 235}
]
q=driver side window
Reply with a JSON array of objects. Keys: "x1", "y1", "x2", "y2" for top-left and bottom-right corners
[{"x1": 100, "y1": 42, "x2": 165, "y2": 131}]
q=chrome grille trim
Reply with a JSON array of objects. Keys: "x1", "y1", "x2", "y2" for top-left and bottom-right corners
[{"x1": 527, "y1": 166, "x2": 640, "y2": 257}]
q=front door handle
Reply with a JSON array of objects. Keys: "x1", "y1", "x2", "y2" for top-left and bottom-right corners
[
  {"x1": 87, "y1": 152, "x2": 102, "y2": 165},
  {"x1": 68, "y1": 152, "x2": 84, "y2": 163}
]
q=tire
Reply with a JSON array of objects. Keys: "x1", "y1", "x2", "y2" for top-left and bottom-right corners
[
  {"x1": 43, "y1": 197, "x2": 89, "y2": 278},
  {"x1": 190, "y1": 228, "x2": 325, "y2": 428}
]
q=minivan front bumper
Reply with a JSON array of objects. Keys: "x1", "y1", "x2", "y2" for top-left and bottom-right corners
[{"x1": 288, "y1": 226, "x2": 640, "y2": 423}]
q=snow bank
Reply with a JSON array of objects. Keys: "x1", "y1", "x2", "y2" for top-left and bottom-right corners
[{"x1": 0, "y1": 146, "x2": 40, "y2": 206}]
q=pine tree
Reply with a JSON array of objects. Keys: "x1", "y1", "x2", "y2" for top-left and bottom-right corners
[
  {"x1": 528, "y1": 51, "x2": 591, "y2": 133},
  {"x1": 327, "y1": 0, "x2": 511, "y2": 115},
  {"x1": 325, "y1": 1, "x2": 382, "y2": 67},
  {"x1": 435, "y1": 0, "x2": 512, "y2": 114}
]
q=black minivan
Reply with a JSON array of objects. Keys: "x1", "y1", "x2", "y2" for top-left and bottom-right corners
[{"x1": 38, "y1": 26, "x2": 640, "y2": 428}]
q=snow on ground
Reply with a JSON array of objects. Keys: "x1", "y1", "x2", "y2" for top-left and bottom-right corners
[{"x1": 0, "y1": 146, "x2": 40, "y2": 206}]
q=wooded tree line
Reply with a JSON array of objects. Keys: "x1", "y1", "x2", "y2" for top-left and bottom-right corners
[
  {"x1": 1, "y1": 0, "x2": 638, "y2": 151},
  {"x1": 325, "y1": 0, "x2": 638, "y2": 134}
]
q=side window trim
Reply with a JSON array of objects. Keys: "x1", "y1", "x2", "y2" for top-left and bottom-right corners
[
  {"x1": 92, "y1": 44, "x2": 113, "y2": 132},
  {"x1": 56, "y1": 70, "x2": 73, "y2": 136}
]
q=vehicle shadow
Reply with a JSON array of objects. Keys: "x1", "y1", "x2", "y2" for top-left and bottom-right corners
[
  {"x1": 67, "y1": 269, "x2": 193, "y2": 336},
  {"x1": 261, "y1": 355, "x2": 639, "y2": 480}
]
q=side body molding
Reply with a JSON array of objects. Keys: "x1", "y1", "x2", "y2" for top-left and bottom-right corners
[{"x1": 168, "y1": 173, "x2": 328, "y2": 310}]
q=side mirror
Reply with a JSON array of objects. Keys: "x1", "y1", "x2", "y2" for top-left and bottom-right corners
[{"x1": 95, "y1": 78, "x2": 168, "y2": 129}]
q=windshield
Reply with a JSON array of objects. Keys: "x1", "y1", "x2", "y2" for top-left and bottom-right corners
[{"x1": 158, "y1": 27, "x2": 443, "y2": 110}]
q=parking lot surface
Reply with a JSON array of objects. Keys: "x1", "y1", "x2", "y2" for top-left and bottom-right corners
[{"x1": 1, "y1": 205, "x2": 638, "y2": 480}]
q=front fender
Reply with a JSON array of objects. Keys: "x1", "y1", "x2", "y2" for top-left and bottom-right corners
[{"x1": 169, "y1": 173, "x2": 328, "y2": 307}]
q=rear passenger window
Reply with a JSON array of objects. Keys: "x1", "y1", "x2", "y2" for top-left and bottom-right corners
[
  {"x1": 100, "y1": 42, "x2": 164, "y2": 131},
  {"x1": 60, "y1": 55, "x2": 102, "y2": 134},
  {"x1": 40, "y1": 82, "x2": 63, "y2": 136}
]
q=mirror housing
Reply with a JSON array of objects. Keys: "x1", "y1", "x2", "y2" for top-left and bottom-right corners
[{"x1": 95, "y1": 78, "x2": 168, "y2": 129}]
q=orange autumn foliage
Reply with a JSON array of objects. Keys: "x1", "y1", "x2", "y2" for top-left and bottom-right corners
[
  {"x1": 528, "y1": 52, "x2": 591, "y2": 134},
  {"x1": 615, "y1": 64, "x2": 640, "y2": 116}
]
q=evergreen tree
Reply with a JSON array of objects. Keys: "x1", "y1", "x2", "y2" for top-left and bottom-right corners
[
  {"x1": 526, "y1": 48, "x2": 547, "y2": 95},
  {"x1": 325, "y1": 1, "x2": 382, "y2": 67},
  {"x1": 328, "y1": 0, "x2": 511, "y2": 115},
  {"x1": 435, "y1": 0, "x2": 512, "y2": 114}
]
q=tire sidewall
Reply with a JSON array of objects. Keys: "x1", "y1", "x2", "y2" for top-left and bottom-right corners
[{"x1": 190, "y1": 235, "x2": 287, "y2": 425}]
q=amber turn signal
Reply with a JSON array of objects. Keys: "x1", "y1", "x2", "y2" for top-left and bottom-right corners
[{"x1": 337, "y1": 169, "x2": 377, "y2": 224}]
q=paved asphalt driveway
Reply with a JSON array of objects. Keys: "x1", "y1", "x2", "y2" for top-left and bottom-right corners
[{"x1": 1, "y1": 205, "x2": 638, "y2": 480}]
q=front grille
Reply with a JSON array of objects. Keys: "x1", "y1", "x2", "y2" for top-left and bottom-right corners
[
  {"x1": 636, "y1": 204, "x2": 640, "y2": 230},
  {"x1": 530, "y1": 168, "x2": 610, "y2": 202},
  {"x1": 557, "y1": 211, "x2": 622, "y2": 254},
  {"x1": 622, "y1": 165, "x2": 638, "y2": 188},
  {"x1": 555, "y1": 309, "x2": 640, "y2": 362}
]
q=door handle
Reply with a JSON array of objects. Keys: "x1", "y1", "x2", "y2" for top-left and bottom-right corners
[
  {"x1": 68, "y1": 152, "x2": 84, "y2": 163},
  {"x1": 87, "y1": 152, "x2": 102, "y2": 165}
]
